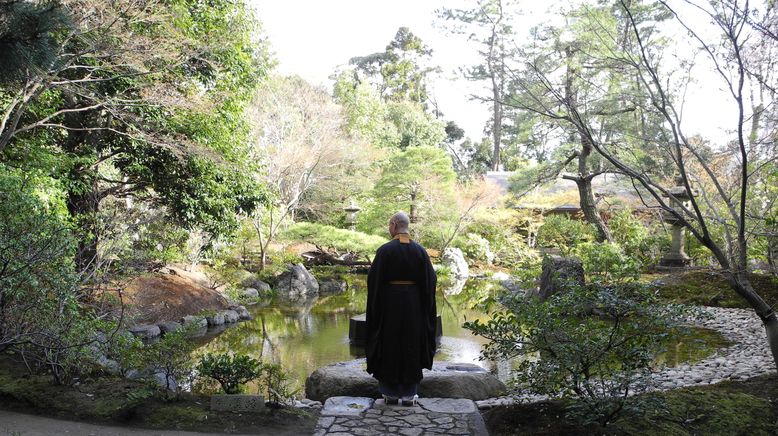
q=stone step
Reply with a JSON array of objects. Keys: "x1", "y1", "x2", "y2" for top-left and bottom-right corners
[{"x1": 314, "y1": 396, "x2": 488, "y2": 436}]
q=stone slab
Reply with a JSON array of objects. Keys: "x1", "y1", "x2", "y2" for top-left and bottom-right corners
[
  {"x1": 210, "y1": 394, "x2": 265, "y2": 412},
  {"x1": 305, "y1": 359, "x2": 506, "y2": 402},
  {"x1": 417, "y1": 398, "x2": 476, "y2": 414},
  {"x1": 321, "y1": 396, "x2": 374, "y2": 416}
]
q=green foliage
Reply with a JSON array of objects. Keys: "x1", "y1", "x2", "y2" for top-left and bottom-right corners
[
  {"x1": 608, "y1": 210, "x2": 666, "y2": 267},
  {"x1": 0, "y1": 164, "x2": 106, "y2": 383},
  {"x1": 464, "y1": 208, "x2": 539, "y2": 267},
  {"x1": 138, "y1": 325, "x2": 198, "y2": 399},
  {"x1": 574, "y1": 242, "x2": 640, "y2": 284},
  {"x1": 197, "y1": 353, "x2": 262, "y2": 394},
  {"x1": 466, "y1": 283, "x2": 689, "y2": 427},
  {"x1": 536, "y1": 215, "x2": 597, "y2": 255},
  {"x1": 259, "y1": 362, "x2": 299, "y2": 406},
  {"x1": 359, "y1": 146, "x2": 458, "y2": 248},
  {"x1": 349, "y1": 26, "x2": 434, "y2": 104},
  {"x1": 280, "y1": 222, "x2": 387, "y2": 258},
  {"x1": 333, "y1": 72, "x2": 445, "y2": 149}
]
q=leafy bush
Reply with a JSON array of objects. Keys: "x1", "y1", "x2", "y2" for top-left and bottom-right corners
[
  {"x1": 608, "y1": 210, "x2": 666, "y2": 267},
  {"x1": 280, "y1": 222, "x2": 386, "y2": 258},
  {"x1": 197, "y1": 353, "x2": 262, "y2": 394},
  {"x1": 574, "y1": 242, "x2": 640, "y2": 284},
  {"x1": 466, "y1": 283, "x2": 689, "y2": 427},
  {"x1": 259, "y1": 362, "x2": 299, "y2": 406},
  {"x1": 465, "y1": 208, "x2": 538, "y2": 267},
  {"x1": 536, "y1": 215, "x2": 597, "y2": 255},
  {"x1": 0, "y1": 165, "x2": 105, "y2": 384}
]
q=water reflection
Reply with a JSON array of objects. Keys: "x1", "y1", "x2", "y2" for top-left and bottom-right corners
[
  {"x1": 194, "y1": 274, "x2": 729, "y2": 395},
  {"x1": 195, "y1": 275, "x2": 497, "y2": 392}
]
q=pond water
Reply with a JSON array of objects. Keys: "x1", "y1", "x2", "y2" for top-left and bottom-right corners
[{"x1": 193, "y1": 273, "x2": 729, "y2": 396}]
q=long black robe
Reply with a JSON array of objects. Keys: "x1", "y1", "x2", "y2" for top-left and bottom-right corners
[{"x1": 365, "y1": 234, "x2": 437, "y2": 385}]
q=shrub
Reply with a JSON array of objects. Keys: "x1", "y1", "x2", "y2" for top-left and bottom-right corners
[
  {"x1": 608, "y1": 210, "x2": 666, "y2": 267},
  {"x1": 197, "y1": 353, "x2": 262, "y2": 394},
  {"x1": 466, "y1": 283, "x2": 690, "y2": 427},
  {"x1": 138, "y1": 325, "x2": 198, "y2": 399},
  {"x1": 536, "y1": 215, "x2": 597, "y2": 255},
  {"x1": 465, "y1": 209, "x2": 539, "y2": 267},
  {"x1": 574, "y1": 242, "x2": 640, "y2": 284},
  {"x1": 0, "y1": 165, "x2": 105, "y2": 384},
  {"x1": 259, "y1": 362, "x2": 298, "y2": 406}
]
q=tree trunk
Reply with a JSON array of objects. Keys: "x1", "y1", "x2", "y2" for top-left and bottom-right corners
[
  {"x1": 67, "y1": 187, "x2": 99, "y2": 273},
  {"x1": 574, "y1": 176, "x2": 612, "y2": 243},
  {"x1": 409, "y1": 191, "x2": 418, "y2": 223},
  {"x1": 564, "y1": 45, "x2": 612, "y2": 243},
  {"x1": 726, "y1": 272, "x2": 778, "y2": 370},
  {"x1": 491, "y1": 81, "x2": 502, "y2": 171}
]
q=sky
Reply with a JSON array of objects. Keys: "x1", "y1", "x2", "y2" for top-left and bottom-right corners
[
  {"x1": 247, "y1": 0, "x2": 742, "y2": 145},
  {"x1": 248, "y1": 0, "x2": 489, "y2": 140}
]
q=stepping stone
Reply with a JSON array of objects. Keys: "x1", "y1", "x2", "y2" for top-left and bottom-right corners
[
  {"x1": 417, "y1": 398, "x2": 477, "y2": 414},
  {"x1": 321, "y1": 396, "x2": 374, "y2": 416}
]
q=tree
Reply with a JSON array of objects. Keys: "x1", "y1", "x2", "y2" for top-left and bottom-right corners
[
  {"x1": 509, "y1": 0, "x2": 778, "y2": 368},
  {"x1": 333, "y1": 70, "x2": 446, "y2": 150},
  {"x1": 0, "y1": 0, "x2": 271, "y2": 271},
  {"x1": 438, "y1": 0, "x2": 518, "y2": 170},
  {"x1": 360, "y1": 146, "x2": 458, "y2": 247},
  {"x1": 350, "y1": 27, "x2": 436, "y2": 105},
  {"x1": 248, "y1": 76, "x2": 365, "y2": 267}
]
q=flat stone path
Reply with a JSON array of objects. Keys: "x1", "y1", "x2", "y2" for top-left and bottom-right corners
[{"x1": 314, "y1": 397, "x2": 488, "y2": 436}]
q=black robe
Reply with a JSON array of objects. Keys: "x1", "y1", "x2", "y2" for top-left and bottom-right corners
[{"x1": 365, "y1": 234, "x2": 437, "y2": 385}]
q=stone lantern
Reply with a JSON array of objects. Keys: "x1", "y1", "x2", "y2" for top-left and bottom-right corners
[
  {"x1": 660, "y1": 177, "x2": 693, "y2": 267},
  {"x1": 343, "y1": 201, "x2": 361, "y2": 231}
]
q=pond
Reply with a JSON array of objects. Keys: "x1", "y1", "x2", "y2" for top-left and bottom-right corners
[{"x1": 193, "y1": 272, "x2": 729, "y2": 397}]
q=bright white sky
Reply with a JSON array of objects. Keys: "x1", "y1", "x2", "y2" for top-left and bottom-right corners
[
  {"x1": 248, "y1": 0, "x2": 489, "y2": 140},
  {"x1": 248, "y1": 0, "x2": 741, "y2": 144}
]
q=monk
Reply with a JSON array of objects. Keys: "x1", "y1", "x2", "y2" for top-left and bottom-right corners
[{"x1": 366, "y1": 211, "x2": 437, "y2": 406}]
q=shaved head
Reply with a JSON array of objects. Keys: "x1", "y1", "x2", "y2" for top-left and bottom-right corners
[{"x1": 389, "y1": 211, "x2": 410, "y2": 233}]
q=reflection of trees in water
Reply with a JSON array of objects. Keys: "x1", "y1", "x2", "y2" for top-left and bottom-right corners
[{"x1": 197, "y1": 274, "x2": 498, "y2": 390}]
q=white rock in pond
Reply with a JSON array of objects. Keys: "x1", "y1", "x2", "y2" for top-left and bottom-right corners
[{"x1": 441, "y1": 248, "x2": 469, "y2": 279}]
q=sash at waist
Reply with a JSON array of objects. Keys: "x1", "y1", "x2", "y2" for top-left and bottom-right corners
[{"x1": 387, "y1": 280, "x2": 416, "y2": 285}]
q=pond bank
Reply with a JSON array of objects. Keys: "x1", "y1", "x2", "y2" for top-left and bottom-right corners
[{"x1": 476, "y1": 306, "x2": 775, "y2": 409}]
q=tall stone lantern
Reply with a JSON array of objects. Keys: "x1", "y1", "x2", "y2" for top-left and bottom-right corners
[
  {"x1": 660, "y1": 177, "x2": 693, "y2": 267},
  {"x1": 344, "y1": 201, "x2": 361, "y2": 231}
]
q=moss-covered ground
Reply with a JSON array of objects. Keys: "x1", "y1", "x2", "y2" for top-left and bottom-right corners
[
  {"x1": 484, "y1": 373, "x2": 778, "y2": 435},
  {"x1": 0, "y1": 356, "x2": 317, "y2": 434},
  {"x1": 647, "y1": 270, "x2": 778, "y2": 309}
]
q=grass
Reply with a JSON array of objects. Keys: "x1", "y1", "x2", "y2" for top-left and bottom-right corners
[{"x1": 0, "y1": 355, "x2": 317, "y2": 434}]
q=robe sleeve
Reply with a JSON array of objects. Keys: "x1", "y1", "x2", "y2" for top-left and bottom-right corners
[
  {"x1": 421, "y1": 248, "x2": 438, "y2": 369},
  {"x1": 365, "y1": 246, "x2": 384, "y2": 375}
]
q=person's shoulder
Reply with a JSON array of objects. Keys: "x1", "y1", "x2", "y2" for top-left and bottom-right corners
[
  {"x1": 377, "y1": 239, "x2": 399, "y2": 253},
  {"x1": 410, "y1": 240, "x2": 430, "y2": 254}
]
